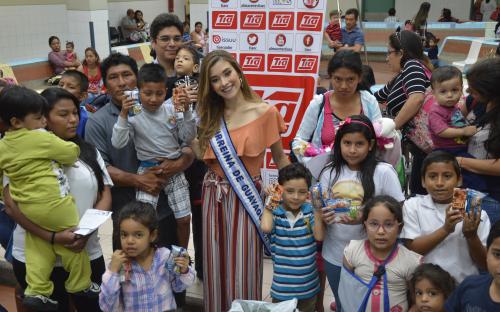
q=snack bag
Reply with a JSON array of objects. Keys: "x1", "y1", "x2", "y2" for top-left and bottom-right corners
[
  {"x1": 165, "y1": 245, "x2": 190, "y2": 274},
  {"x1": 265, "y1": 183, "x2": 282, "y2": 211},
  {"x1": 452, "y1": 188, "x2": 486, "y2": 215},
  {"x1": 324, "y1": 198, "x2": 359, "y2": 222}
]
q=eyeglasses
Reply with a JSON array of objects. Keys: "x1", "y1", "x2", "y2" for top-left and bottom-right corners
[
  {"x1": 387, "y1": 50, "x2": 399, "y2": 57},
  {"x1": 157, "y1": 35, "x2": 182, "y2": 43},
  {"x1": 365, "y1": 221, "x2": 400, "y2": 232}
]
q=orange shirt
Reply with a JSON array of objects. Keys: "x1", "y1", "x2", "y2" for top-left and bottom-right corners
[{"x1": 204, "y1": 106, "x2": 286, "y2": 178}]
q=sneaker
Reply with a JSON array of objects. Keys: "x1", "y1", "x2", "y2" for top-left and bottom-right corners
[
  {"x1": 72, "y1": 282, "x2": 101, "y2": 298},
  {"x1": 23, "y1": 295, "x2": 58, "y2": 311}
]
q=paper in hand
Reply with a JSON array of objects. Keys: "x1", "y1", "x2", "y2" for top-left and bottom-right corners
[{"x1": 74, "y1": 209, "x2": 112, "y2": 236}]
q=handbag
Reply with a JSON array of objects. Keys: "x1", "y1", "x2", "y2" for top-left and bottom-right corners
[
  {"x1": 403, "y1": 61, "x2": 434, "y2": 154},
  {"x1": 338, "y1": 244, "x2": 398, "y2": 312}
]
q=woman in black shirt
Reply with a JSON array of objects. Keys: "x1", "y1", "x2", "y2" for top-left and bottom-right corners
[{"x1": 374, "y1": 30, "x2": 433, "y2": 195}]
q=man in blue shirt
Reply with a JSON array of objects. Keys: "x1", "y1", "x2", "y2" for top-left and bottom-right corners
[{"x1": 332, "y1": 8, "x2": 364, "y2": 53}]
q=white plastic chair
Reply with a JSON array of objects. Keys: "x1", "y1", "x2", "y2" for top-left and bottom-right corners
[{"x1": 452, "y1": 40, "x2": 482, "y2": 72}]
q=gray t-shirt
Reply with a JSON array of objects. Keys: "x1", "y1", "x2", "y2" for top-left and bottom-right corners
[
  {"x1": 121, "y1": 16, "x2": 136, "y2": 40},
  {"x1": 85, "y1": 101, "x2": 172, "y2": 219},
  {"x1": 111, "y1": 99, "x2": 196, "y2": 161}
]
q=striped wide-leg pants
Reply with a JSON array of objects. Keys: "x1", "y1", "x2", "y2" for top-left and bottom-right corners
[{"x1": 202, "y1": 170, "x2": 264, "y2": 312}]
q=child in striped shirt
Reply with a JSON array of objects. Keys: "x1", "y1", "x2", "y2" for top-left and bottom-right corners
[{"x1": 261, "y1": 163, "x2": 325, "y2": 312}]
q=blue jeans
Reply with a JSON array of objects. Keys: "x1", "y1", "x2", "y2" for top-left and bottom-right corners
[
  {"x1": 324, "y1": 260, "x2": 342, "y2": 311},
  {"x1": 0, "y1": 203, "x2": 15, "y2": 262},
  {"x1": 482, "y1": 196, "x2": 500, "y2": 225}
]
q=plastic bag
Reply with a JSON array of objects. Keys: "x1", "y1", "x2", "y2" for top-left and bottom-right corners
[{"x1": 229, "y1": 299, "x2": 298, "y2": 312}]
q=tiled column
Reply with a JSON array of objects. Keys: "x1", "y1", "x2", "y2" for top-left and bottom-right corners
[{"x1": 65, "y1": 0, "x2": 110, "y2": 60}]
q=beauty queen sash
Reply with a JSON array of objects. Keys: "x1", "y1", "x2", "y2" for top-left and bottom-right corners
[{"x1": 210, "y1": 118, "x2": 272, "y2": 255}]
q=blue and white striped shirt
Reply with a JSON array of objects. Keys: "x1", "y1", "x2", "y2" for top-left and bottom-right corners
[{"x1": 270, "y1": 203, "x2": 320, "y2": 300}]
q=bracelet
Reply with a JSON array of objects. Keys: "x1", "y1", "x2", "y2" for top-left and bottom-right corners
[{"x1": 51, "y1": 232, "x2": 56, "y2": 245}]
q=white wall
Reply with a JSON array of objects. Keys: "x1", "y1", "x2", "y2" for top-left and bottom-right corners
[
  {"x1": 107, "y1": 0, "x2": 169, "y2": 28},
  {"x1": 190, "y1": 4, "x2": 208, "y2": 32},
  {"x1": 66, "y1": 9, "x2": 110, "y2": 61},
  {"x1": 396, "y1": 0, "x2": 471, "y2": 22},
  {"x1": 0, "y1": 4, "x2": 68, "y2": 64}
]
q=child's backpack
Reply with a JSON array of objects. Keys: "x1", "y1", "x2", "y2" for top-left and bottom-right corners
[{"x1": 403, "y1": 61, "x2": 435, "y2": 154}]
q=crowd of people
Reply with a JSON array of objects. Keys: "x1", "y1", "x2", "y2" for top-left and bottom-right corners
[{"x1": 0, "y1": 4, "x2": 500, "y2": 312}]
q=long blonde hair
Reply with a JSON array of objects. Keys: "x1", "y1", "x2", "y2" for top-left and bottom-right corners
[{"x1": 197, "y1": 50, "x2": 261, "y2": 154}]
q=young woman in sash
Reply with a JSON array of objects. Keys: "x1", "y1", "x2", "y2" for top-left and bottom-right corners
[{"x1": 196, "y1": 50, "x2": 290, "y2": 312}]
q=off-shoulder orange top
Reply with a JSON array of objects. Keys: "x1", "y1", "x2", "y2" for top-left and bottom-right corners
[{"x1": 203, "y1": 106, "x2": 286, "y2": 178}]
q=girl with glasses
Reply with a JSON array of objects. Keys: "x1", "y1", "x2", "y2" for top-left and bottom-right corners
[{"x1": 342, "y1": 195, "x2": 422, "y2": 311}]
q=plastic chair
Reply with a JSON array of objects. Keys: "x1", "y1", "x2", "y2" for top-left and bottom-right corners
[
  {"x1": 109, "y1": 27, "x2": 120, "y2": 46},
  {"x1": 452, "y1": 40, "x2": 482, "y2": 72}
]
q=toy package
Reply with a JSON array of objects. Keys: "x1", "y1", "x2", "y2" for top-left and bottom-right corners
[
  {"x1": 265, "y1": 183, "x2": 282, "y2": 211},
  {"x1": 310, "y1": 183, "x2": 359, "y2": 222},
  {"x1": 165, "y1": 245, "x2": 190, "y2": 274},
  {"x1": 451, "y1": 188, "x2": 486, "y2": 215}
]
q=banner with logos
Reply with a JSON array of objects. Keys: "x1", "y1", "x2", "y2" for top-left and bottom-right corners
[{"x1": 209, "y1": 0, "x2": 327, "y2": 186}]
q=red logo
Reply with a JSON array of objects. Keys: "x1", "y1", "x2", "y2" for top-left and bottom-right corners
[
  {"x1": 275, "y1": 34, "x2": 287, "y2": 47},
  {"x1": 212, "y1": 35, "x2": 222, "y2": 44},
  {"x1": 303, "y1": 34, "x2": 314, "y2": 47},
  {"x1": 297, "y1": 12, "x2": 322, "y2": 31},
  {"x1": 247, "y1": 33, "x2": 259, "y2": 46},
  {"x1": 267, "y1": 54, "x2": 292, "y2": 72},
  {"x1": 303, "y1": 0, "x2": 319, "y2": 9},
  {"x1": 246, "y1": 74, "x2": 316, "y2": 152},
  {"x1": 212, "y1": 11, "x2": 237, "y2": 29},
  {"x1": 240, "y1": 53, "x2": 265, "y2": 71},
  {"x1": 240, "y1": 11, "x2": 266, "y2": 29},
  {"x1": 294, "y1": 55, "x2": 318, "y2": 73},
  {"x1": 249, "y1": 0, "x2": 259, "y2": 2},
  {"x1": 221, "y1": 0, "x2": 230, "y2": 3},
  {"x1": 269, "y1": 12, "x2": 294, "y2": 30}
]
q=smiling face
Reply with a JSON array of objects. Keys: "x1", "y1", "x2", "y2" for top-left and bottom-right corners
[
  {"x1": 433, "y1": 77, "x2": 463, "y2": 108},
  {"x1": 281, "y1": 178, "x2": 309, "y2": 214},
  {"x1": 119, "y1": 218, "x2": 157, "y2": 258},
  {"x1": 414, "y1": 278, "x2": 446, "y2": 312},
  {"x1": 139, "y1": 81, "x2": 167, "y2": 112},
  {"x1": 151, "y1": 26, "x2": 183, "y2": 64},
  {"x1": 209, "y1": 59, "x2": 242, "y2": 101},
  {"x1": 422, "y1": 161, "x2": 461, "y2": 204},
  {"x1": 45, "y1": 99, "x2": 79, "y2": 140},
  {"x1": 340, "y1": 132, "x2": 373, "y2": 171}
]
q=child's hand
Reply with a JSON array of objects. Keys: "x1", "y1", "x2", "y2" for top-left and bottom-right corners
[
  {"x1": 443, "y1": 204, "x2": 463, "y2": 234},
  {"x1": 263, "y1": 183, "x2": 278, "y2": 196},
  {"x1": 174, "y1": 256, "x2": 190, "y2": 274},
  {"x1": 119, "y1": 95, "x2": 136, "y2": 118},
  {"x1": 462, "y1": 126, "x2": 477, "y2": 137},
  {"x1": 321, "y1": 206, "x2": 336, "y2": 225},
  {"x1": 462, "y1": 206, "x2": 481, "y2": 239},
  {"x1": 110, "y1": 250, "x2": 128, "y2": 273}
]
